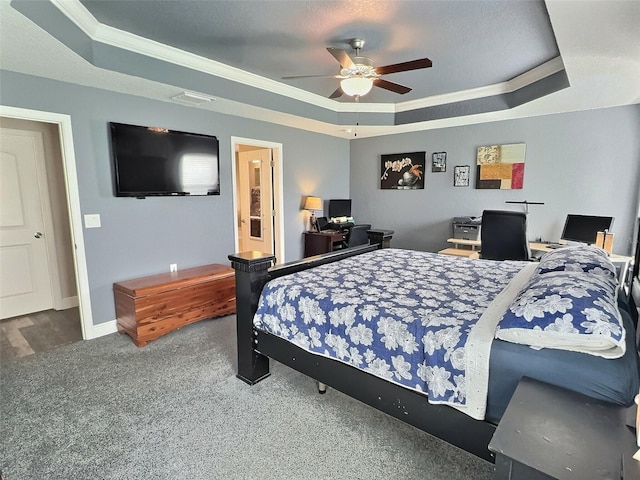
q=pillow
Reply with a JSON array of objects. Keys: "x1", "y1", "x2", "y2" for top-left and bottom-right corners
[
  {"x1": 536, "y1": 245, "x2": 617, "y2": 282},
  {"x1": 495, "y1": 270, "x2": 625, "y2": 358}
]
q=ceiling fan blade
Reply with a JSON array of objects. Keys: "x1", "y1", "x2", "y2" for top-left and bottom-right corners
[
  {"x1": 282, "y1": 74, "x2": 337, "y2": 79},
  {"x1": 375, "y1": 58, "x2": 432, "y2": 76},
  {"x1": 373, "y1": 78, "x2": 412, "y2": 95},
  {"x1": 329, "y1": 87, "x2": 344, "y2": 99},
  {"x1": 327, "y1": 47, "x2": 355, "y2": 70}
]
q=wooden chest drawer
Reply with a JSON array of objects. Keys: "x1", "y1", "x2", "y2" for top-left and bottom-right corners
[{"x1": 114, "y1": 264, "x2": 236, "y2": 347}]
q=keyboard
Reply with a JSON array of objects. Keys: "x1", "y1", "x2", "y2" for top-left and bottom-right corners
[{"x1": 546, "y1": 243, "x2": 564, "y2": 249}]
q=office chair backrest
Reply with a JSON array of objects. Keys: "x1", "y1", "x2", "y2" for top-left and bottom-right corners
[
  {"x1": 347, "y1": 224, "x2": 371, "y2": 248},
  {"x1": 316, "y1": 216, "x2": 329, "y2": 231},
  {"x1": 480, "y1": 210, "x2": 530, "y2": 261}
]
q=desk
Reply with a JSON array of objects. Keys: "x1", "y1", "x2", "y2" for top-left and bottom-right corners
[
  {"x1": 489, "y1": 377, "x2": 637, "y2": 480},
  {"x1": 441, "y1": 238, "x2": 481, "y2": 259},
  {"x1": 303, "y1": 230, "x2": 347, "y2": 257},
  {"x1": 439, "y1": 239, "x2": 633, "y2": 284},
  {"x1": 440, "y1": 238, "x2": 554, "y2": 256}
]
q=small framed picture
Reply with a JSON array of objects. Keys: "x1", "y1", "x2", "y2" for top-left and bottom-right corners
[
  {"x1": 454, "y1": 165, "x2": 470, "y2": 187},
  {"x1": 432, "y1": 152, "x2": 447, "y2": 172}
]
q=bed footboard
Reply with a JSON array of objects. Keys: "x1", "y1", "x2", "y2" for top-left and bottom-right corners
[
  {"x1": 229, "y1": 235, "x2": 390, "y2": 385},
  {"x1": 227, "y1": 251, "x2": 274, "y2": 384}
]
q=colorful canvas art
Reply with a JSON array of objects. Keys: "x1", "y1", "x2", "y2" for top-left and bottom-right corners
[{"x1": 475, "y1": 143, "x2": 526, "y2": 189}]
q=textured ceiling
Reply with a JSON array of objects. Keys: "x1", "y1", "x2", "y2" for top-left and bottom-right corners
[{"x1": 79, "y1": 0, "x2": 559, "y2": 103}]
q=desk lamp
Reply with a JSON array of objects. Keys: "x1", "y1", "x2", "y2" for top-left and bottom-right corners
[{"x1": 304, "y1": 196, "x2": 322, "y2": 232}]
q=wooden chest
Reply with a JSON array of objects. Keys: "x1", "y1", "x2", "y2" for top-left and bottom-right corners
[{"x1": 114, "y1": 264, "x2": 236, "y2": 347}]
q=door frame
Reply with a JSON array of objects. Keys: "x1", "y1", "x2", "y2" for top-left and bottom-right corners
[
  {"x1": 0, "y1": 105, "x2": 95, "y2": 339},
  {"x1": 230, "y1": 137, "x2": 284, "y2": 263}
]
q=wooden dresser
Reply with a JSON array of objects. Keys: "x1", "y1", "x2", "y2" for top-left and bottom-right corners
[{"x1": 114, "y1": 263, "x2": 236, "y2": 347}]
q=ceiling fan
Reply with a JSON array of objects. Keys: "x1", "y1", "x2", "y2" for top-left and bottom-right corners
[{"x1": 283, "y1": 38, "x2": 432, "y2": 99}]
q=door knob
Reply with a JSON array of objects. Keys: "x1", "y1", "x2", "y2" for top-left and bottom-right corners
[
  {"x1": 34, "y1": 232, "x2": 43, "y2": 238},
  {"x1": 241, "y1": 219, "x2": 246, "y2": 224}
]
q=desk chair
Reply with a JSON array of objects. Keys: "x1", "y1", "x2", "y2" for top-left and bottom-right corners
[
  {"x1": 316, "y1": 216, "x2": 329, "y2": 231},
  {"x1": 346, "y1": 224, "x2": 372, "y2": 248},
  {"x1": 480, "y1": 210, "x2": 531, "y2": 261}
]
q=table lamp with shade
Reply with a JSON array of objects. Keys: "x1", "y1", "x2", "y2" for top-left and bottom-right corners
[{"x1": 304, "y1": 196, "x2": 322, "y2": 232}]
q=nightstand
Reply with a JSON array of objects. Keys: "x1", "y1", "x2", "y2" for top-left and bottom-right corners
[{"x1": 489, "y1": 377, "x2": 637, "y2": 479}]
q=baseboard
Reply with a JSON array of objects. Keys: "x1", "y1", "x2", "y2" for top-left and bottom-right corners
[{"x1": 85, "y1": 319, "x2": 118, "y2": 340}]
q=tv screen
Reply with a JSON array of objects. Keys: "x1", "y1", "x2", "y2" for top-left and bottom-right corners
[
  {"x1": 328, "y1": 199, "x2": 352, "y2": 218},
  {"x1": 561, "y1": 214, "x2": 614, "y2": 244},
  {"x1": 109, "y1": 122, "x2": 220, "y2": 197}
]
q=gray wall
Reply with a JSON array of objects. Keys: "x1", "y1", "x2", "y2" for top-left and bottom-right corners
[
  {"x1": 0, "y1": 70, "x2": 350, "y2": 325},
  {"x1": 350, "y1": 105, "x2": 640, "y2": 256},
  {"x1": 3, "y1": 68, "x2": 639, "y2": 329}
]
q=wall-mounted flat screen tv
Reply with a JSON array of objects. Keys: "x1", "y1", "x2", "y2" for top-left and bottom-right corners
[{"x1": 109, "y1": 122, "x2": 220, "y2": 197}]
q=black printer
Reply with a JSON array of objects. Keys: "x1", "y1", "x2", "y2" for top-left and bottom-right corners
[{"x1": 452, "y1": 216, "x2": 482, "y2": 240}]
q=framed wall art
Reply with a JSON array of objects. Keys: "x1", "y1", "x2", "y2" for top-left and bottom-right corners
[
  {"x1": 380, "y1": 151, "x2": 425, "y2": 190},
  {"x1": 432, "y1": 152, "x2": 447, "y2": 172},
  {"x1": 454, "y1": 165, "x2": 470, "y2": 187},
  {"x1": 476, "y1": 143, "x2": 526, "y2": 189}
]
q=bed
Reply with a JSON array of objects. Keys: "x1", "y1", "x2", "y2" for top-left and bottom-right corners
[{"x1": 228, "y1": 236, "x2": 639, "y2": 462}]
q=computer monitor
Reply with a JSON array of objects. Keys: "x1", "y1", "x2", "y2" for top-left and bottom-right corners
[
  {"x1": 560, "y1": 214, "x2": 614, "y2": 244},
  {"x1": 328, "y1": 199, "x2": 352, "y2": 219}
]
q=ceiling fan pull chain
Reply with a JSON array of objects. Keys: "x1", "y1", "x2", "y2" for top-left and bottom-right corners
[{"x1": 354, "y1": 96, "x2": 360, "y2": 137}]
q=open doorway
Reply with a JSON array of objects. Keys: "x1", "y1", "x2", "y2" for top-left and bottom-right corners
[
  {"x1": 231, "y1": 137, "x2": 284, "y2": 263},
  {"x1": 0, "y1": 106, "x2": 94, "y2": 345}
]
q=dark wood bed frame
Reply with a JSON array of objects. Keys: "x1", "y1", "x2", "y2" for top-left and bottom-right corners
[{"x1": 228, "y1": 230, "x2": 497, "y2": 463}]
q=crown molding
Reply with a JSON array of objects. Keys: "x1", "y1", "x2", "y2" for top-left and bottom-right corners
[
  {"x1": 50, "y1": 0, "x2": 567, "y2": 118},
  {"x1": 51, "y1": 0, "x2": 339, "y2": 109},
  {"x1": 50, "y1": 0, "x2": 100, "y2": 36},
  {"x1": 395, "y1": 57, "x2": 565, "y2": 113}
]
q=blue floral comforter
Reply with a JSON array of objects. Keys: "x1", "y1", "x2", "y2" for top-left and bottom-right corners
[{"x1": 253, "y1": 248, "x2": 534, "y2": 420}]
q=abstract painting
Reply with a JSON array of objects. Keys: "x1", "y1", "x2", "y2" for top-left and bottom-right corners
[
  {"x1": 380, "y1": 152, "x2": 425, "y2": 190},
  {"x1": 475, "y1": 143, "x2": 526, "y2": 189}
]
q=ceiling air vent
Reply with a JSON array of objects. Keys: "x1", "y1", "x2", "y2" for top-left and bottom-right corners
[{"x1": 170, "y1": 91, "x2": 215, "y2": 106}]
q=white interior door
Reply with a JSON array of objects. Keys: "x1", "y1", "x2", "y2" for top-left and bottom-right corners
[
  {"x1": 0, "y1": 128, "x2": 54, "y2": 318},
  {"x1": 237, "y1": 149, "x2": 274, "y2": 254}
]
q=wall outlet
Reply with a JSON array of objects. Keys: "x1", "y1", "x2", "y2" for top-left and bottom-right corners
[{"x1": 170, "y1": 263, "x2": 178, "y2": 272}]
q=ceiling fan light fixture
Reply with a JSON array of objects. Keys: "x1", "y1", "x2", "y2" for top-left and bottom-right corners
[{"x1": 340, "y1": 77, "x2": 374, "y2": 97}]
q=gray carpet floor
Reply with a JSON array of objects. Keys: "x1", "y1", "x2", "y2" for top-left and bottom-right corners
[{"x1": 0, "y1": 315, "x2": 493, "y2": 479}]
